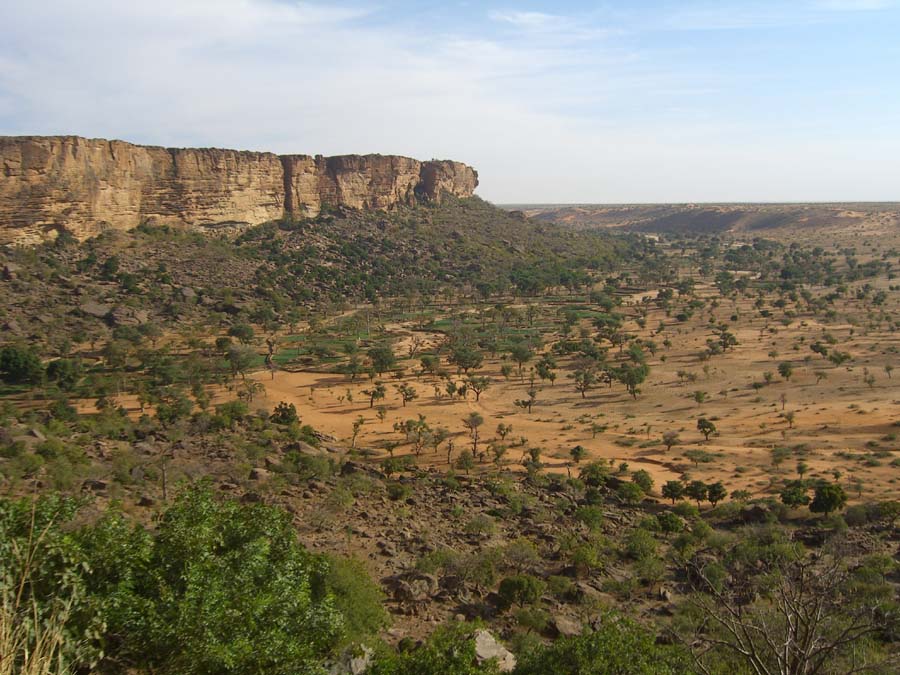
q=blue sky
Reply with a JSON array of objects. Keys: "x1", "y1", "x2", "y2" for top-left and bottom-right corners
[{"x1": 1, "y1": 1, "x2": 899, "y2": 202}]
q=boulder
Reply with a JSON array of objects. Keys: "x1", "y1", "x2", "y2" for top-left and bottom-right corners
[
  {"x1": 551, "y1": 614, "x2": 583, "y2": 638},
  {"x1": 79, "y1": 301, "x2": 111, "y2": 319},
  {"x1": 474, "y1": 630, "x2": 516, "y2": 672}
]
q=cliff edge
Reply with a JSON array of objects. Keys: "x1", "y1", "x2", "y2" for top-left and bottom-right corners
[{"x1": 0, "y1": 136, "x2": 478, "y2": 244}]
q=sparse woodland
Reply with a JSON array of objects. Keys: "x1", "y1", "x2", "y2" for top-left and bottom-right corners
[{"x1": 1, "y1": 198, "x2": 898, "y2": 674}]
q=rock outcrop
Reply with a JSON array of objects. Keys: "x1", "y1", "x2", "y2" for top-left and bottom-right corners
[{"x1": 0, "y1": 136, "x2": 478, "y2": 244}]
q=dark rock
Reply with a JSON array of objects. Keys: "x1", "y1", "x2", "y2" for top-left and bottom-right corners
[
  {"x1": 82, "y1": 479, "x2": 107, "y2": 492},
  {"x1": 740, "y1": 504, "x2": 772, "y2": 524}
]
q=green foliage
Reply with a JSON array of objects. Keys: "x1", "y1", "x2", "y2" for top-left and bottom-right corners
[
  {"x1": 624, "y1": 528, "x2": 658, "y2": 561},
  {"x1": 369, "y1": 623, "x2": 502, "y2": 675},
  {"x1": 318, "y1": 555, "x2": 388, "y2": 644},
  {"x1": 616, "y1": 482, "x2": 644, "y2": 505},
  {"x1": 780, "y1": 481, "x2": 810, "y2": 508},
  {"x1": 579, "y1": 461, "x2": 610, "y2": 488},
  {"x1": 631, "y1": 469, "x2": 654, "y2": 493},
  {"x1": 270, "y1": 401, "x2": 300, "y2": 425},
  {"x1": 0, "y1": 487, "x2": 391, "y2": 675},
  {"x1": 662, "y1": 480, "x2": 685, "y2": 503},
  {"x1": 368, "y1": 344, "x2": 397, "y2": 375},
  {"x1": 514, "y1": 612, "x2": 691, "y2": 674},
  {"x1": 574, "y1": 506, "x2": 604, "y2": 530},
  {"x1": 810, "y1": 481, "x2": 848, "y2": 515},
  {"x1": 0, "y1": 345, "x2": 44, "y2": 385},
  {"x1": 80, "y1": 485, "x2": 346, "y2": 674},
  {"x1": 45, "y1": 358, "x2": 83, "y2": 391},
  {"x1": 696, "y1": 417, "x2": 716, "y2": 440},
  {"x1": 497, "y1": 574, "x2": 546, "y2": 610}
]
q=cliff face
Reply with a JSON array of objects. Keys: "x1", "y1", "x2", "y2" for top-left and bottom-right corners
[{"x1": 0, "y1": 136, "x2": 478, "y2": 244}]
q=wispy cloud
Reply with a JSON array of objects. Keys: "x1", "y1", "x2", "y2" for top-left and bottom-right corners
[
  {"x1": 815, "y1": 0, "x2": 897, "y2": 10},
  {"x1": 0, "y1": 0, "x2": 898, "y2": 202},
  {"x1": 489, "y1": 10, "x2": 562, "y2": 29}
]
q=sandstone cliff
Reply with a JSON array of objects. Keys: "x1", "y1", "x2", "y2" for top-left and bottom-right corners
[{"x1": 0, "y1": 136, "x2": 478, "y2": 244}]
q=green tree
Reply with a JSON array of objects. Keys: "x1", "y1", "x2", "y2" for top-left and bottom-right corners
[
  {"x1": 780, "y1": 481, "x2": 810, "y2": 508},
  {"x1": 697, "y1": 417, "x2": 716, "y2": 441},
  {"x1": 632, "y1": 469, "x2": 654, "y2": 493},
  {"x1": 45, "y1": 358, "x2": 83, "y2": 391},
  {"x1": 662, "y1": 431, "x2": 680, "y2": 452},
  {"x1": 570, "y1": 366, "x2": 597, "y2": 399},
  {"x1": 0, "y1": 345, "x2": 44, "y2": 386},
  {"x1": 497, "y1": 574, "x2": 545, "y2": 609},
  {"x1": 363, "y1": 382, "x2": 387, "y2": 408},
  {"x1": 706, "y1": 481, "x2": 727, "y2": 507},
  {"x1": 570, "y1": 445, "x2": 587, "y2": 464},
  {"x1": 685, "y1": 480, "x2": 708, "y2": 507},
  {"x1": 462, "y1": 412, "x2": 484, "y2": 454},
  {"x1": 228, "y1": 323, "x2": 255, "y2": 345},
  {"x1": 369, "y1": 344, "x2": 397, "y2": 375},
  {"x1": 449, "y1": 345, "x2": 483, "y2": 374},
  {"x1": 810, "y1": 482, "x2": 848, "y2": 516},
  {"x1": 662, "y1": 480, "x2": 685, "y2": 504},
  {"x1": 615, "y1": 363, "x2": 649, "y2": 399},
  {"x1": 226, "y1": 345, "x2": 256, "y2": 381},
  {"x1": 509, "y1": 343, "x2": 533, "y2": 375},
  {"x1": 778, "y1": 361, "x2": 794, "y2": 381},
  {"x1": 465, "y1": 376, "x2": 491, "y2": 402}
]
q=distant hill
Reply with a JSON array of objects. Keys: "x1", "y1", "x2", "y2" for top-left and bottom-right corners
[{"x1": 506, "y1": 203, "x2": 900, "y2": 235}]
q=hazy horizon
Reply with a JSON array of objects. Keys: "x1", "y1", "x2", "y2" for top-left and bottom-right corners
[{"x1": 2, "y1": 1, "x2": 899, "y2": 203}]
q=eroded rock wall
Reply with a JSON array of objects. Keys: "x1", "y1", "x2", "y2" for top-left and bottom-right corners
[{"x1": 0, "y1": 136, "x2": 478, "y2": 244}]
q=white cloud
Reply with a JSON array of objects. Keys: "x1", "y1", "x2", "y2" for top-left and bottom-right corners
[
  {"x1": 489, "y1": 10, "x2": 562, "y2": 29},
  {"x1": 0, "y1": 0, "x2": 898, "y2": 202}
]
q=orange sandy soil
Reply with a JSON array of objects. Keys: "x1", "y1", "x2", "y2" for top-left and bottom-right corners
[{"x1": 236, "y1": 284, "x2": 898, "y2": 503}]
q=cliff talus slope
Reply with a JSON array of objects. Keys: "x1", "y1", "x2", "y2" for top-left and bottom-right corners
[{"x1": 0, "y1": 136, "x2": 478, "y2": 244}]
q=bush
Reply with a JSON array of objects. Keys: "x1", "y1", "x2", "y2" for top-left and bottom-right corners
[
  {"x1": 0, "y1": 486, "x2": 391, "y2": 675},
  {"x1": 514, "y1": 612, "x2": 691, "y2": 674},
  {"x1": 625, "y1": 528, "x2": 658, "y2": 561},
  {"x1": 673, "y1": 502, "x2": 700, "y2": 519},
  {"x1": 631, "y1": 469, "x2": 654, "y2": 493},
  {"x1": 0, "y1": 345, "x2": 44, "y2": 385},
  {"x1": 497, "y1": 574, "x2": 546, "y2": 610},
  {"x1": 574, "y1": 505, "x2": 604, "y2": 530},
  {"x1": 79, "y1": 486, "x2": 346, "y2": 674},
  {"x1": 369, "y1": 622, "x2": 502, "y2": 675},
  {"x1": 386, "y1": 482, "x2": 412, "y2": 501},
  {"x1": 318, "y1": 555, "x2": 388, "y2": 645}
]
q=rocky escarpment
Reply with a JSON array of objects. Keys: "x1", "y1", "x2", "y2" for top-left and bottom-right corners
[{"x1": 0, "y1": 136, "x2": 478, "y2": 244}]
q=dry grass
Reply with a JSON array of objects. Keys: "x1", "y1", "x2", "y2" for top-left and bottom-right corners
[{"x1": 0, "y1": 505, "x2": 72, "y2": 675}]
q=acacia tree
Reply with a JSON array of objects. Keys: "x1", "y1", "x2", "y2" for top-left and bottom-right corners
[
  {"x1": 362, "y1": 382, "x2": 386, "y2": 408},
  {"x1": 685, "y1": 480, "x2": 708, "y2": 507},
  {"x1": 810, "y1": 482, "x2": 848, "y2": 516},
  {"x1": 777, "y1": 361, "x2": 794, "y2": 381},
  {"x1": 662, "y1": 431, "x2": 680, "y2": 452},
  {"x1": 465, "y1": 376, "x2": 491, "y2": 402},
  {"x1": 570, "y1": 367, "x2": 597, "y2": 399},
  {"x1": 697, "y1": 418, "x2": 717, "y2": 441},
  {"x1": 662, "y1": 480, "x2": 685, "y2": 504},
  {"x1": 616, "y1": 363, "x2": 650, "y2": 399},
  {"x1": 395, "y1": 383, "x2": 418, "y2": 407},
  {"x1": 514, "y1": 389, "x2": 538, "y2": 414},
  {"x1": 462, "y1": 412, "x2": 484, "y2": 454}
]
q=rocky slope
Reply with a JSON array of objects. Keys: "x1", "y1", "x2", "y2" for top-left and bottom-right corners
[{"x1": 0, "y1": 136, "x2": 478, "y2": 244}]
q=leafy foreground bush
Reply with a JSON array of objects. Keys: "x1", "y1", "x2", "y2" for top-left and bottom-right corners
[
  {"x1": 2, "y1": 487, "x2": 695, "y2": 675},
  {"x1": 514, "y1": 613, "x2": 692, "y2": 675},
  {"x1": 0, "y1": 486, "x2": 385, "y2": 675}
]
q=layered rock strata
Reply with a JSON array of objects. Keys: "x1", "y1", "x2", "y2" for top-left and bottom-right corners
[{"x1": 0, "y1": 136, "x2": 478, "y2": 244}]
